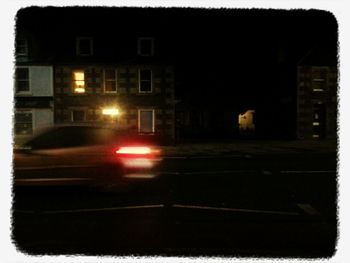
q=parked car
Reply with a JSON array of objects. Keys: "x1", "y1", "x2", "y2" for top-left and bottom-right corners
[{"x1": 13, "y1": 125, "x2": 162, "y2": 190}]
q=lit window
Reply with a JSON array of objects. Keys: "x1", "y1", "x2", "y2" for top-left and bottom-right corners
[
  {"x1": 139, "y1": 69, "x2": 152, "y2": 93},
  {"x1": 16, "y1": 38, "x2": 28, "y2": 56},
  {"x1": 76, "y1": 37, "x2": 93, "y2": 56},
  {"x1": 72, "y1": 70, "x2": 85, "y2": 93},
  {"x1": 15, "y1": 67, "x2": 30, "y2": 93},
  {"x1": 138, "y1": 37, "x2": 154, "y2": 56},
  {"x1": 15, "y1": 111, "x2": 33, "y2": 135},
  {"x1": 71, "y1": 110, "x2": 85, "y2": 122},
  {"x1": 104, "y1": 69, "x2": 117, "y2": 93},
  {"x1": 238, "y1": 110, "x2": 255, "y2": 132}
]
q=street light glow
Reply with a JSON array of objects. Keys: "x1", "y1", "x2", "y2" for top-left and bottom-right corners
[{"x1": 102, "y1": 107, "x2": 119, "y2": 116}]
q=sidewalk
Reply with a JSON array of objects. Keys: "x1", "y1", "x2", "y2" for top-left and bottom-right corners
[{"x1": 160, "y1": 140, "x2": 337, "y2": 157}]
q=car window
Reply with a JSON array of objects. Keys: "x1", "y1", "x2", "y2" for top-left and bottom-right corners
[{"x1": 26, "y1": 127, "x2": 119, "y2": 150}]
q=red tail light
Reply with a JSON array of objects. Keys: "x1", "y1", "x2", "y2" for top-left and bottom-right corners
[{"x1": 116, "y1": 146, "x2": 152, "y2": 155}]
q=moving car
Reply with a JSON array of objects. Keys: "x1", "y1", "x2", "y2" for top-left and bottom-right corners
[{"x1": 13, "y1": 125, "x2": 162, "y2": 190}]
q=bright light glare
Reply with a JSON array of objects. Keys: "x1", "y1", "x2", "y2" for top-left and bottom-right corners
[
  {"x1": 74, "y1": 72, "x2": 84, "y2": 81},
  {"x1": 102, "y1": 108, "x2": 119, "y2": 116},
  {"x1": 116, "y1": 147, "x2": 151, "y2": 155},
  {"x1": 74, "y1": 87, "x2": 85, "y2": 93}
]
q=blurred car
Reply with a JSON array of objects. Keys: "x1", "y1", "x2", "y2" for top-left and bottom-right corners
[{"x1": 13, "y1": 125, "x2": 162, "y2": 190}]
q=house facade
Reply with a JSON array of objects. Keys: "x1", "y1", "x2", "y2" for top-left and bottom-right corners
[
  {"x1": 14, "y1": 30, "x2": 54, "y2": 145},
  {"x1": 53, "y1": 36, "x2": 175, "y2": 144},
  {"x1": 296, "y1": 49, "x2": 337, "y2": 139}
]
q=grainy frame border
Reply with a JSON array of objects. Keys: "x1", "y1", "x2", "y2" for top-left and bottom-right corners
[{"x1": 2, "y1": 1, "x2": 348, "y2": 263}]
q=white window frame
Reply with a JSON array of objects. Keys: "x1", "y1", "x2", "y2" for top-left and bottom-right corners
[
  {"x1": 103, "y1": 69, "x2": 118, "y2": 93},
  {"x1": 137, "y1": 37, "x2": 154, "y2": 56},
  {"x1": 138, "y1": 69, "x2": 153, "y2": 93},
  {"x1": 15, "y1": 66, "x2": 31, "y2": 94},
  {"x1": 138, "y1": 109, "x2": 155, "y2": 133},
  {"x1": 15, "y1": 110, "x2": 34, "y2": 136},
  {"x1": 76, "y1": 37, "x2": 93, "y2": 56}
]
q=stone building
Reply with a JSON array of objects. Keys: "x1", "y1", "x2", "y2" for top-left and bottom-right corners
[
  {"x1": 14, "y1": 7, "x2": 176, "y2": 144},
  {"x1": 296, "y1": 48, "x2": 337, "y2": 139}
]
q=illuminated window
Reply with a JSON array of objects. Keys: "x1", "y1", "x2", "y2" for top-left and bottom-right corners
[
  {"x1": 16, "y1": 38, "x2": 28, "y2": 56},
  {"x1": 15, "y1": 67, "x2": 30, "y2": 93},
  {"x1": 15, "y1": 111, "x2": 33, "y2": 135},
  {"x1": 139, "y1": 69, "x2": 152, "y2": 93},
  {"x1": 137, "y1": 37, "x2": 154, "y2": 56},
  {"x1": 71, "y1": 110, "x2": 86, "y2": 122},
  {"x1": 104, "y1": 69, "x2": 117, "y2": 93},
  {"x1": 72, "y1": 70, "x2": 85, "y2": 93},
  {"x1": 76, "y1": 37, "x2": 93, "y2": 56},
  {"x1": 238, "y1": 110, "x2": 255, "y2": 132}
]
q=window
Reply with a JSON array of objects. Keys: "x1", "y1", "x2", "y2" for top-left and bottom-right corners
[
  {"x1": 71, "y1": 110, "x2": 86, "y2": 122},
  {"x1": 15, "y1": 67, "x2": 30, "y2": 93},
  {"x1": 138, "y1": 37, "x2": 154, "y2": 56},
  {"x1": 15, "y1": 111, "x2": 33, "y2": 135},
  {"x1": 104, "y1": 69, "x2": 117, "y2": 93},
  {"x1": 138, "y1": 109, "x2": 155, "y2": 134},
  {"x1": 16, "y1": 38, "x2": 28, "y2": 56},
  {"x1": 139, "y1": 69, "x2": 152, "y2": 93},
  {"x1": 312, "y1": 69, "x2": 327, "y2": 92},
  {"x1": 312, "y1": 103, "x2": 325, "y2": 138},
  {"x1": 76, "y1": 37, "x2": 93, "y2": 56},
  {"x1": 72, "y1": 70, "x2": 85, "y2": 93}
]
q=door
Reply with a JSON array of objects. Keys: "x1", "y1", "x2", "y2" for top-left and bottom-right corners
[{"x1": 139, "y1": 109, "x2": 154, "y2": 134}]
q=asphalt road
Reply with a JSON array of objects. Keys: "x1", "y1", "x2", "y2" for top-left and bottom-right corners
[{"x1": 12, "y1": 152, "x2": 337, "y2": 258}]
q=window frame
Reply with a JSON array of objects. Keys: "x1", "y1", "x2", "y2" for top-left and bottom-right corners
[
  {"x1": 138, "y1": 109, "x2": 155, "y2": 134},
  {"x1": 15, "y1": 67, "x2": 31, "y2": 94},
  {"x1": 72, "y1": 69, "x2": 86, "y2": 94},
  {"x1": 15, "y1": 110, "x2": 33, "y2": 136},
  {"x1": 137, "y1": 37, "x2": 154, "y2": 56},
  {"x1": 76, "y1": 37, "x2": 93, "y2": 56},
  {"x1": 103, "y1": 68, "x2": 118, "y2": 94},
  {"x1": 71, "y1": 109, "x2": 86, "y2": 122},
  {"x1": 138, "y1": 69, "x2": 153, "y2": 93}
]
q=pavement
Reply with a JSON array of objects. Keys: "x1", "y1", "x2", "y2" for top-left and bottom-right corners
[{"x1": 160, "y1": 139, "x2": 337, "y2": 157}]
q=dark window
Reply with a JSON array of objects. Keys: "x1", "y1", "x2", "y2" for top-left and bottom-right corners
[
  {"x1": 104, "y1": 69, "x2": 117, "y2": 93},
  {"x1": 16, "y1": 39, "x2": 28, "y2": 56},
  {"x1": 15, "y1": 68, "x2": 30, "y2": 93},
  {"x1": 15, "y1": 112, "x2": 32, "y2": 135},
  {"x1": 76, "y1": 37, "x2": 93, "y2": 56},
  {"x1": 139, "y1": 69, "x2": 152, "y2": 92},
  {"x1": 72, "y1": 110, "x2": 86, "y2": 122},
  {"x1": 312, "y1": 103, "x2": 326, "y2": 138},
  {"x1": 138, "y1": 38, "x2": 154, "y2": 56}
]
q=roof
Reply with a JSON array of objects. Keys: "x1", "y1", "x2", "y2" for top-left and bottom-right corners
[{"x1": 298, "y1": 45, "x2": 338, "y2": 67}]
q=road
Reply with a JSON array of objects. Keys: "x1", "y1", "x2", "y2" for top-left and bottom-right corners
[{"x1": 12, "y1": 152, "x2": 337, "y2": 257}]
